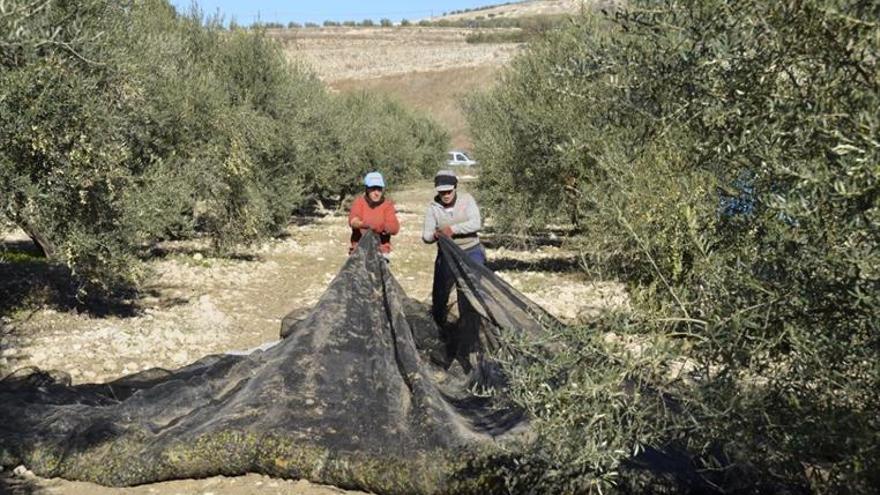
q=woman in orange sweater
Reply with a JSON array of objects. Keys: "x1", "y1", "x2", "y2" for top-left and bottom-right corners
[{"x1": 348, "y1": 172, "x2": 400, "y2": 258}]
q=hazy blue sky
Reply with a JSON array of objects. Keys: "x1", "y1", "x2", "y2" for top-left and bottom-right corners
[{"x1": 169, "y1": 1, "x2": 501, "y2": 24}]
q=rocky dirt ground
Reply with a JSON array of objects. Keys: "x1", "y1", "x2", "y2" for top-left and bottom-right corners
[
  {"x1": 0, "y1": 179, "x2": 626, "y2": 494},
  {"x1": 0, "y1": 472, "x2": 362, "y2": 495}
]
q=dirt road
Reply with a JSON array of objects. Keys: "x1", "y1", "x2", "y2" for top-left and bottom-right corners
[{"x1": 0, "y1": 179, "x2": 625, "y2": 494}]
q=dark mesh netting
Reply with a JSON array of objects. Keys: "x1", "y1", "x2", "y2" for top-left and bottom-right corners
[{"x1": 0, "y1": 233, "x2": 557, "y2": 493}]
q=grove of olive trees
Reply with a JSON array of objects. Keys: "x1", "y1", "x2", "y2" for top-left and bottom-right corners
[{"x1": 0, "y1": 0, "x2": 447, "y2": 298}]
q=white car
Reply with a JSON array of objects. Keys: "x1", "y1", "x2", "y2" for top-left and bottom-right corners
[{"x1": 446, "y1": 150, "x2": 478, "y2": 167}]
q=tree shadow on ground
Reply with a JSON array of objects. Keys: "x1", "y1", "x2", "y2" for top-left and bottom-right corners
[
  {"x1": 144, "y1": 243, "x2": 261, "y2": 262},
  {"x1": 144, "y1": 208, "x2": 338, "y2": 262},
  {"x1": 480, "y1": 225, "x2": 582, "y2": 274},
  {"x1": 0, "y1": 208, "x2": 335, "y2": 320},
  {"x1": 1, "y1": 319, "x2": 15, "y2": 379},
  {"x1": 486, "y1": 256, "x2": 581, "y2": 274},
  {"x1": 0, "y1": 260, "x2": 139, "y2": 319},
  {"x1": 0, "y1": 238, "x2": 139, "y2": 319},
  {"x1": 480, "y1": 225, "x2": 577, "y2": 251},
  {"x1": 0, "y1": 473, "x2": 44, "y2": 495}
]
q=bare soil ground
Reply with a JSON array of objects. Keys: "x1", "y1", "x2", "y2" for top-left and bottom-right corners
[
  {"x1": 0, "y1": 472, "x2": 361, "y2": 495},
  {"x1": 0, "y1": 179, "x2": 626, "y2": 494}
]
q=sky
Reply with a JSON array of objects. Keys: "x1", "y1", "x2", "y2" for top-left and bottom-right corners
[{"x1": 168, "y1": 1, "x2": 504, "y2": 25}]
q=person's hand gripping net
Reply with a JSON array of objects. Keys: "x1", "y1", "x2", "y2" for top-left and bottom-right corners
[{"x1": 433, "y1": 225, "x2": 454, "y2": 240}]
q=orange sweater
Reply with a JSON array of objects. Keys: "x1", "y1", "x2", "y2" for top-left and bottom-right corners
[{"x1": 348, "y1": 195, "x2": 400, "y2": 254}]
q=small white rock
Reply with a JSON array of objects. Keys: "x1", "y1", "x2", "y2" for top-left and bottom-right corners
[
  {"x1": 12, "y1": 465, "x2": 28, "y2": 477},
  {"x1": 193, "y1": 253, "x2": 204, "y2": 261}
]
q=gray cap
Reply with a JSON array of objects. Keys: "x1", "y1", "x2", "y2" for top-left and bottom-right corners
[{"x1": 434, "y1": 169, "x2": 458, "y2": 192}]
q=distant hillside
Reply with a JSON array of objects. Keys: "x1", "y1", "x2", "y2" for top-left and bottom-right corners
[{"x1": 429, "y1": 0, "x2": 615, "y2": 22}]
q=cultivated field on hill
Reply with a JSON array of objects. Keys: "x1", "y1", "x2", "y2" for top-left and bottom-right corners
[{"x1": 276, "y1": 27, "x2": 521, "y2": 82}]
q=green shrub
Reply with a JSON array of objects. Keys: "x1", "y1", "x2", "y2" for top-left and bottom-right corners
[
  {"x1": 465, "y1": 30, "x2": 528, "y2": 44},
  {"x1": 379, "y1": 18, "x2": 392, "y2": 27},
  {"x1": 469, "y1": 1, "x2": 879, "y2": 492},
  {"x1": 296, "y1": 90, "x2": 448, "y2": 201}
]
